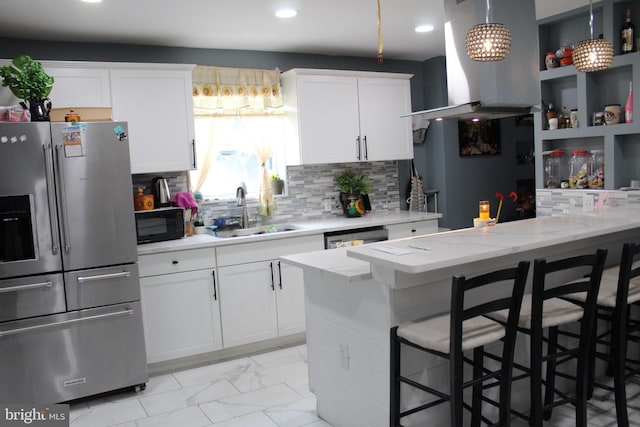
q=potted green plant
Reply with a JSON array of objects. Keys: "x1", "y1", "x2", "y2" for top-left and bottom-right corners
[
  {"x1": 335, "y1": 171, "x2": 371, "y2": 217},
  {"x1": 270, "y1": 173, "x2": 285, "y2": 195},
  {"x1": 0, "y1": 55, "x2": 54, "y2": 121}
]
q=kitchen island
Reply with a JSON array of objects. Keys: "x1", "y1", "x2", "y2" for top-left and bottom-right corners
[{"x1": 281, "y1": 207, "x2": 640, "y2": 427}]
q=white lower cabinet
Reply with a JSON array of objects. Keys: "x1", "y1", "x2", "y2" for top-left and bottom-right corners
[
  {"x1": 216, "y1": 234, "x2": 324, "y2": 348},
  {"x1": 217, "y1": 261, "x2": 279, "y2": 347},
  {"x1": 139, "y1": 248, "x2": 222, "y2": 364}
]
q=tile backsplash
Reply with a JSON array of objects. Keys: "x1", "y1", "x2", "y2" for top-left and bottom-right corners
[
  {"x1": 133, "y1": 161, "x2": 401, "y2": 226},
  {"x1": 536, "y1": 189, "x2": 640, "y2": 216}
]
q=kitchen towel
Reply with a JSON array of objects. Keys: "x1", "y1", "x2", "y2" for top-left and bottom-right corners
[{"x1": 171, "y1": 192, "x2": 198, "y2": 215}]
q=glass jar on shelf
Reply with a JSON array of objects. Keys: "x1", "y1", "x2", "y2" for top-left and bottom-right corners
[
  {"x1": 588, "y1": 150, "x2": 604, "y2": 188},
  {"x1": 569, "y1": 150, "x2": 590, "y2": 189},
  {"x1": 543, "y1": 150, "x2": 566, "y2": 188}
]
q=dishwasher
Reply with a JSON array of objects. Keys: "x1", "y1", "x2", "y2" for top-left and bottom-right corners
[{"x1": 324, "y1": 226, "x2": 388, "y2": 249}]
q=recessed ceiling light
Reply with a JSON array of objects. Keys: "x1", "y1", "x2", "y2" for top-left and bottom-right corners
[
  {"x1": 275, "y1": 9, "x2": 298, "y2": 18},
  {"x1": 415, "y1": 25, "x2": 434, "y2": 33},
  {"x1": 81, "y1": 0, "x2": 103, "y2": 3}
]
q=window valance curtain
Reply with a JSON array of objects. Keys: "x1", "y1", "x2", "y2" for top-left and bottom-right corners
[{"x1": 193, "y1": 66, "x2": 283, "y2": 110}]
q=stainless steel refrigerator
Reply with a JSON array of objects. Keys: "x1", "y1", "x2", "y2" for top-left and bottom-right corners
[{"x1": 0, "y1": 121, "x2": 147, "y2": 403}]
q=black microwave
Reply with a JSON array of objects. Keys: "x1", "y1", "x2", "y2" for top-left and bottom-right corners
[{"x1": 135, "y1": 207, "x2": 185, "y2": 244}]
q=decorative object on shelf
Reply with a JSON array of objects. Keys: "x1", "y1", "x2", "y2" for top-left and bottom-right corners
[
  {"x1": 593, "y1": 111, "x2": 605, "y2": 126},
  {"x1": 570, "y1": 109, "x2": 579, "y2": 128},
  {"x1": 621, "y1": 8, "x2": 635, "y2": 54},
  {"x1": 543, "y1": 150, "x2": 566, "y2": 189},
  {"x1": 557, "y1": 45, "x2": 574, "y2": 66},
  {"x1": 569, "y1": 149, "x2": 591, "y2": 189},
  {"x1": 626, "y1": 81, "x2": 633, "y2": 123},
  {"x1": 572, "y1": 0, "x2": 613, "y2": 72},
  {"x1": 604, "y1": 104, "x2": 621, "y2": 125},
  {"x1": 545, "y1": 102, "x2": 557, "y2": 120},
  {"x1": 0, "y1": 55, "x2": 54, "y2": 121},
  {"x1": 545, "y1": 52, "x2": 560, "y2": 69},
  {"x1": 465, "y1": 0, "x2": 511, "y2": 61},
  {"x1": 548, "y1": 117, "x2": 559, "y2": 130},
  {"x1": 588, "y1": 149, "x2": 604, "y2": 188},
  {"x1": 336, "y1": 170, "x2": 370, "y2": 218},
  {"x1": 269, "y1": 173, "x2": 285, "y2": 195}
]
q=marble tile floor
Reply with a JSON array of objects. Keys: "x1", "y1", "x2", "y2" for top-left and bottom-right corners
[{"x1": 69, "y1": 343, "x2": 640, "y2": 427}]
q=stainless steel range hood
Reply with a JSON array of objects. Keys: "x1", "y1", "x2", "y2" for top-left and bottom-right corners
[{"x1": 408, "y1": 0, "x2": 539, "y2": 121}]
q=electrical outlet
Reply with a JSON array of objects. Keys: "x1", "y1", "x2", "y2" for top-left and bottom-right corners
[
  {"x1": 583, "y1": 194, "x2": 595, "y2": 211},
  {"x1": 339, "y1": 344, "x2": 350, "y2": 369},
  {"x1": 324, "y1": 198, "x2": 332, "y2": 212}
]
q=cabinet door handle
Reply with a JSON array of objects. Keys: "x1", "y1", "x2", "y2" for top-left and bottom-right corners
[
  {"x1": 269, "y1": 262, "x2": 275, "y2": 291},
  {"x1": 363, "y1": 135, "x2": 368, "y2": 160},
  {"x1": 212, "y1": 270, "x2": 217, "y2": 301},
  {"x1": 411, "y1": 229, "x2": 417, "y2": 233},
  {"x1": 356, "y1": 136, "x2": 361, "y2": 160},
  {"x1": 191, "y1": 139, "x2": 197, "y2": 169},
  {"x1": 172, "y1": 260, "x2": 179, "y2": 265},
  {"x1": 277, "y1": 261, "x2": 283, "y2": 290}
]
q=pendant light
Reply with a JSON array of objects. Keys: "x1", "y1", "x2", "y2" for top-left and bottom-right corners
[
  {"x1": 572, "y1": 0, "x2": 613, "y2": 72},
  {"x1": 465, "y1": 0, "x2": 511, "y2": 61}
]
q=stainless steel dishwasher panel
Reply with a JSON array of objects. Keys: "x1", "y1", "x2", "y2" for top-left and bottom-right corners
[
  {"x1": 65, "y1": 263, "x2": 140, "y2": 310},
  {"x1": 0, "y1": 301, "x2": 148, "y2": 403},
  {"x1": 0, "y1": 274, "x2": 66, "y2": 322}
]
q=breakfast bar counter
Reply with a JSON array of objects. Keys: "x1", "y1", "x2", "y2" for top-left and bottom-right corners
[{"x1": 281, "y1": 208, "x2": 640, "y2": 427}]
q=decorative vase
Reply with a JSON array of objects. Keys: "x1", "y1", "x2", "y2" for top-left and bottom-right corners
[
  {"x1": 270, "y1": 179, "x2": 285, "y2": 195},
  {"x1": 23, "y1": 98, "x2": 52, "y2": 121},
  {"x1": 339, "y1": 191, "x2": 365, "y2": 218}
]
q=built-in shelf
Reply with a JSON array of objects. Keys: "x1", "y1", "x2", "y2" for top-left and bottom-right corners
[{"x1": 535, "y1": 1, "x2": 640, "y2": 191}]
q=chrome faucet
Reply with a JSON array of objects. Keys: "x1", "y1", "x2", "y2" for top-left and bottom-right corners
[{"x1": 236, "y1": 182, "x2": 249, "y2": 229}]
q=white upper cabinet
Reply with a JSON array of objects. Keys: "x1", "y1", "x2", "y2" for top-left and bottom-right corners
[
  {"x1": 0, "y1": 59, "x2": 197, "y2": 175},
  {"x1": 0, "y1": 60, "x2": 111, "y2": 108},
  {"x1": 357, "y1": 77, "x2": 414, "y2": 161},
  {"x1": 110, "y1": 66, "x2": 196, "y2": 174},
  {"x1": 282, "y1": 69, "x2": 413, "y2": 165},
  {"x1": 45, "y1": 65, "x2": 111, "y2": 108}
]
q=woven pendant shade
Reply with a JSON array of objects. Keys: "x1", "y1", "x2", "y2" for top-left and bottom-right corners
[
  {"x1": 572, "y1": 38, "x2": 614, "y2": 72},
  {"x1": 466, "y1": 23, "x2": 511, "y2": 61},
  {"x1": 572, "y1": 0, "x2": 613, "y2": 73}
]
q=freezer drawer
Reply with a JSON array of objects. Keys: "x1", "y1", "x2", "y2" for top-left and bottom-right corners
[
  {"x1": 0, "y1": 301, "x2": 148, "y2": 403},
  {"x1": 65, "y1": 263, "x2": 140, "y2": 310},
  {"x1": 0, "y1": 274, "x2": 65, "y2": 322}
]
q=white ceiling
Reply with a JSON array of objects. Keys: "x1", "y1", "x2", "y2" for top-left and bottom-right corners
[{"x1": 0, "y1": 0, "x2": 590, "y2": 62}]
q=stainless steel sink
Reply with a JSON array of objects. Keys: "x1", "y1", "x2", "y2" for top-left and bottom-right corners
[{"x1": 215, "y1": 224, "x2": 300, "y2": 238}]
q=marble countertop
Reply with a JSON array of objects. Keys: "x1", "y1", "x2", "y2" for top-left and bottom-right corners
[
  {"x1": 281, "y1": 208, "x2": 640, "y2": 280},
  {"x1": 347, "y1": 208, "x2": 640, "y2": 275},
  {"x1": 138, "y1": 211, "x2": 441, "y2": 255}
]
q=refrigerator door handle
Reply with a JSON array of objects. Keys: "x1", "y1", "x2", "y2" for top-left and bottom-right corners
[
  {"x1": 54, "y1": 145, "x2": 71, "y2": 253},
  {"x1": 0, "y1": 281, "x2": 53, "y2": 294},
  {"x1": 0, "y1": 308, "x2": 133, "y2": 338},
  {"x1": 43, "y1": 144, "x2": 60, "y2": 255},
  {"x1": 76, "y1": 271, "x2": 132, "y2": 283}
]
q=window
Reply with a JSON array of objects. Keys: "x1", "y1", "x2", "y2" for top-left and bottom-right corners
[
  {"x1": 190, "y1": 111, "x2": 286, "y2": 200},
  {"x1": 190, "y1": 66, "x2": 285, "y2": 202}
]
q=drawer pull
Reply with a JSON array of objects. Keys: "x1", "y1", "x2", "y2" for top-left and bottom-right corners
[
  {"x1": 411, "y1": 229, "x2": 417, "y2": 233},
  {"x1": 172, "y1": 260, "x2": 179, "y2": 265},
  {"x1": 0, "y1": 281, "x2": 53, "y2": 293},
  {"x1": 77, "y1": 271, "x2": 131, "y2": 283},
  {"x1": 0, "y1": 308, "x2": 133, "y2": 338}
]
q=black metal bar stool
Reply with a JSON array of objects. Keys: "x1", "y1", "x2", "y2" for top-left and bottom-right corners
[
  {"x1": 390, "y1": 261, "x2": 530, "y2": 427},
  {"x1": 486, "y1": 249, "x2": 607, "y2": 427},
  {"x1": 563, "y1": 242, "x2": 640, "y2": 427}
]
